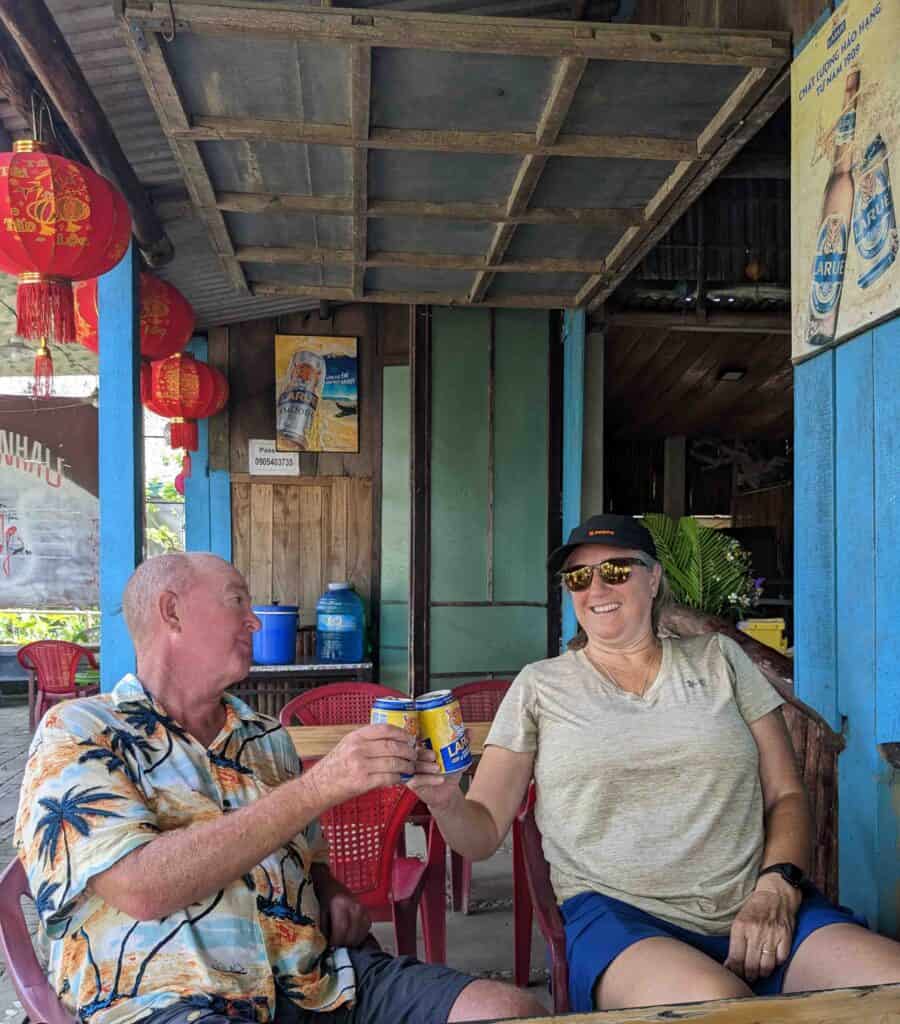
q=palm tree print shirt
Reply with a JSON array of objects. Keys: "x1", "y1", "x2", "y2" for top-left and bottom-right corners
[{"x1": 14, "y1": 674, "x2": 355, "y2": 1024}]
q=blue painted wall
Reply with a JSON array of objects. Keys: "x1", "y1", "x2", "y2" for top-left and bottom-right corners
[
  {"x1": 184, "y1": 338, "x2": 231, "y2": 559},
  {"x1": 794, "y1": 317, "x2": 900, "y2": 935},
  {"x1": 98, "y1": 243, "x2": 141, "y2": 692},
  {"x1": 562, "y1": 308, "x2": 585, "y2": 648}
]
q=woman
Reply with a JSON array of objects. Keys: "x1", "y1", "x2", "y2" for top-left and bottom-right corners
[{"x1": 409, "y1": 514, "x2": 900, "y2": 1011}]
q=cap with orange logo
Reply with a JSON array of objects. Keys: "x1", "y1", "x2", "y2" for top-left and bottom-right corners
[{"x1": 547, "y1": 514, "x2": 657, "y2": 575}]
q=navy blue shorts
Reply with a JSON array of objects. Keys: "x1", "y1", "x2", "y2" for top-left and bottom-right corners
[{"x1": 562, "y1": 887, "x2": 867, "y2": 1012}]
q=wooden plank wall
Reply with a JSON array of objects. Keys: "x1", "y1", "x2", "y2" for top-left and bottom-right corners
[
  {"x1": 231, "y1": 475, "x2": 373, "y2": 626},
  {"x1": 632, "y1": 0, "x2": 826, "y2": 35}
]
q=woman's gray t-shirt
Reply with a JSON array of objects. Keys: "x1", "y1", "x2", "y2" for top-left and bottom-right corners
[{"x1": 485, "y1": 633, "x2": 784, "y2": 935}]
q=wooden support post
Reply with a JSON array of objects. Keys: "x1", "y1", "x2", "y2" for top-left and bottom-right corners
[
  {"x1": 561, "y1": 308, "x2": 585, "y2": 649},
  {"x1": 663, "y1": 436, "x2": 687, "y2": 519},
  {"x1": 98, "y1": 242, "x2": 142, "y2": 692},
  {"x1": 582, "y1": 322, "x2": 605, "y2": 517},
  {"x1": 409, "y1": 305, "x2": 431, "y2": 697}
]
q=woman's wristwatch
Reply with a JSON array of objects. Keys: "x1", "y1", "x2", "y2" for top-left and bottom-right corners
[{"x1": 758, "y1": 862, "x2": 807, "y2": 889}]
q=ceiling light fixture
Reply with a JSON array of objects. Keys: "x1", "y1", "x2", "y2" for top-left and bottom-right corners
[{"x1": 717, "y1": 367, "x2": 746, "y2": 382}]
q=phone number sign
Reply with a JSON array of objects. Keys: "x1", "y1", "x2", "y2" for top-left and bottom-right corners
[{"x1": 249, "y1": 439, "x2": 300, "y2": 476}]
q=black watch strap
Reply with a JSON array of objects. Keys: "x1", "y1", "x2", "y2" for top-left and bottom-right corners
[{"x1": 758, "y1": 862, "x2": 806, "y2": 889}]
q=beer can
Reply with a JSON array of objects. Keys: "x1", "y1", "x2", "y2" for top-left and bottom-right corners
[
  {"x1": 853, "y1": 135, "x2": 897, "y2": 290},
  {"x1": 370, "y1": 697, "x2": 418, "y2": 779},
  {"x1": 276, "y1": 350, "x2": 327, "y2": 447},
  {"x1": 416, "y1": 690, "x2": 472, "y2": 775}
]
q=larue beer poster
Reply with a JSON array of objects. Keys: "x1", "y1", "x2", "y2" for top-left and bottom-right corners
[
  {"x1": 274, "y1": 335, "x2": 359, "y2": 453},
  {"x1": 791, "y1": 0, "x2": 899, "y2": 362}
]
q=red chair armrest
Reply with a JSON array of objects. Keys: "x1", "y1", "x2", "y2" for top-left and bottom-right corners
[{"x1": 86, "y1": 650, "x2": 99, "y2": 670}]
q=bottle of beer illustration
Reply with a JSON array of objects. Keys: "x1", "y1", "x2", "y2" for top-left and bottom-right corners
[{"x1": 806, "y1": 68, "x2": 860, "y2": 347}]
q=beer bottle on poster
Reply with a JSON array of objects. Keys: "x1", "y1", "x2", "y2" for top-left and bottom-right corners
[
  {"x1": 806, "y1": 68, "x2": 860, "y2": 348},
  {"x1": 852, "y1": 134, "x2": 898, "y2": 290}
]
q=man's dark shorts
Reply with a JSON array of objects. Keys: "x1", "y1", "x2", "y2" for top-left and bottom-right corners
[{"x1": 141, "y1": 943, "x2": 476, "y2": 1024}]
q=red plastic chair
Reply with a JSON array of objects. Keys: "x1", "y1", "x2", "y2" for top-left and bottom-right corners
[
  {"x1": 450, "y1": 679, "x2": 512, "y2": 915},
  {"x1": 17, "y1": 641, "x2": 99, "y2": 731},
  {"x1": 319, "y1": 784, "x2": 447, "y2": 963},
  {"x1": 279, "y1": 682, "x2": 400, "y2": 727},
  {"x1": 515, "y1": 782, "x2": 568, "y2": 1011},
  {"x1": 0, "y1": 858, "x2": 77, "y2": 1024}
]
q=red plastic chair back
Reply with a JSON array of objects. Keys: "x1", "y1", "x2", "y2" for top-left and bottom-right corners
[
  {"x1": 452, "y1": 679, "x2": 511, "y2": 722},
  {"x1": 319, "y1": 785, "x2": 420, "y2": 906},
  {"x1": 279, "y1": 682, "x2": 400, "y2": 727},
  {"x1": 0, "y1": 859, "x2": 76, "y2": 1024},
  {"x1": 17, "y1": 641, "x2": 97, "y2": 695}
]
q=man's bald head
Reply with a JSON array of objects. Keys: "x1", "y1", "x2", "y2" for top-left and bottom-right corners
[{"x1": 122, "y1": 552, "x2": 234, "y2": 649}]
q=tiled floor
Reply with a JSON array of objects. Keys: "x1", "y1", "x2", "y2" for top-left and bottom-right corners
[{"x1": 0, "y1": 699, "x2": 551, "y2": 1022}]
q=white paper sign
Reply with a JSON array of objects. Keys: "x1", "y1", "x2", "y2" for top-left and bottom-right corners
[{"x1": 249, "y1": 439, "x2": 300, "y2": 476}]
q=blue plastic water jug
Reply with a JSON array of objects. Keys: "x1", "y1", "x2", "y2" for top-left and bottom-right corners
[
  {"x1": 252, "y1": 604, "x2": 299, "y2": 665},
  {"x1": 315, "y1": 583, "x2": 364, "y2": 663}
]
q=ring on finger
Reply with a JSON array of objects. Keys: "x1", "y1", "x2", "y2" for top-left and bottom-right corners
[{"x1": 760, "y1": 947, "x2": 775, "y2": 955}]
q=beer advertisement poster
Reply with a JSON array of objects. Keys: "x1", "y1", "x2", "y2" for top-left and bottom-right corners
[
  {"x1": 791, "y1": 0, "x2": 898, "y2": 362},
  {"x1": 274, "y1": 335, "x2": 359, "y2": 453}
]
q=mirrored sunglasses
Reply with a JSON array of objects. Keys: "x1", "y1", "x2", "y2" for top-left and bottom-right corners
[{"x1": 559, "y1": 555, "x2": 654, "y2": 591}]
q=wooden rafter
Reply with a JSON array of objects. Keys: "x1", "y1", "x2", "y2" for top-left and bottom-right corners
[
  {"x1": 235, "y1": 244, "x2": 602, "y2": 273},
  {"x1": 350, "y1": 45, "x2": 371, "y2": 299},
  {"x1": 175, "y1": 118, "x2": 696, "y2": 161},
  {"x1": 206, "y1": 192, "x2": 643, "y2": 227},
  {"x1": 122, "y1": 3, "x2": 790, "y2": 67},
  {"x1": 604, "y1": 310, "x2": 791, "y2": 335},
  {"x1": 576, "y1": 65, "x2": 786, "y2": 310},
  {"x1": 119, "y1": 17, "x2": 248, "y2": 292},
  {"x1": 251, "y1": 283, "x2": 573, "y2": 309},
  {"x1": 468, "y1": 54, "x2": 587, "y2": 302}
]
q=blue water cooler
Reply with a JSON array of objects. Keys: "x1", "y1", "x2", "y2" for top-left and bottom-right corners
[
  {"x1": 252, "y1": 604, "x2": 299, "y2": 665},
  {"x1": 315, "y1": 583, "x2": 365, "y2": 662}
]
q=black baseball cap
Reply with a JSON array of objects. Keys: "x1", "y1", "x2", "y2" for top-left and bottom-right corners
[{"x1": 547, "y1": 514, "x2": 657, "y2": 575}]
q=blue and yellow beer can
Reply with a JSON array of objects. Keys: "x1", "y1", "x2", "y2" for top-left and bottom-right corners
[
  {"x1": 370, "y1": 697, "x2": 418, "y2": 737},
  {"x1": 416, "y1": 690, "x2": 472, "y2": 774}
]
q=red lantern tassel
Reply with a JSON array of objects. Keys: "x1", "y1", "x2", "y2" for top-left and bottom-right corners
[
  {"x1": 168, "y1": 418, "x2": 198, "y2": 451},
  {"x1": 33, "y1": 338, "x2": 54, "y2": 400},
  {"x1": 17, "y1": 274, "x2": 76, "y2": 344}
]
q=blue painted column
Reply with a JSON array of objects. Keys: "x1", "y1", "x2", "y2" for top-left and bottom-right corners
[
  {"x1": 561, "y1": 308, "x2": 585, "y2": 648},
  {"x1": 98, "y1": 241, "x2": 142, "y2": 692},
  {"x1": 184, "y1": 337, "x2": 231, "y2": 559}
]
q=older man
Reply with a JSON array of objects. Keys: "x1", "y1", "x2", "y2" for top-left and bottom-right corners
[{"x1": 15, "y1": 553, "x2": 545, "y2": 1024}]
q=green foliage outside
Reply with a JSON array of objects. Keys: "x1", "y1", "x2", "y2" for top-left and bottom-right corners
[
  {"x1": 0, "y1": 609, "x2": 100, "y2": 646},
  {"x1": 642, "y1": 514, "x2": 763, "y2": 619}
]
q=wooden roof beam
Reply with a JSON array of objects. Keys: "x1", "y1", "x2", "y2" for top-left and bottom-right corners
[
  {"x1": 350, "y1": 45, "x2": 371, "y2": 299},
  {"x1": 122, "y1": 3, "x2": 790, "y2": 67},
  {"x1": 251, "y1": 282, "x2": 575, "y2": 309},
  {"x1": 602, "y1": 310, "x2": 791, "y2": 335},
  {"x1": 118, "y1": 13, "x2": 248, "y2": 292},
  {"x1": 576, "y1": 65, "x2": 788, "y2": 310},
  {"x1": 175, "y1": 118, "x2": 697, "y2": 161},
  {"x1": 0, "y1": 0, "x2": 173, "y2": 266},
  {"x1": 197, "y1": 191, "x2": 644, "y2": 228},
  {"x1": 235, "y1": 244, "x2": 601, "y2": 274},
  {"x1": 469, "y1": 54, "x2": 587, "y2": 303}
]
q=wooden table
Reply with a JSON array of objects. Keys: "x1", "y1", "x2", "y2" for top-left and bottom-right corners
[
  {"x1": 504, "y1": 983, "x2": 900, "y2": 1023},
  {"x1": 287, "y1": 721, "x2": 491, "y2": 760}
]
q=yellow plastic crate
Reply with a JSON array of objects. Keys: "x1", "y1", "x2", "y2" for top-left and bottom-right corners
[{"x1": 738, "y1": 618, "x2": 787, "y2": 654}]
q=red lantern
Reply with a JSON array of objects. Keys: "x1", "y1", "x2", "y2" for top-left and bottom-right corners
[
  {"x1": 74, "y1": 272, "x2": 195, "y2": 359},
  {"x1": 0, "y1": 140, "x2": 131, "y2": 345},
  {"x1": 141, "y1": 353, "x2": 227, "y2": 452}
]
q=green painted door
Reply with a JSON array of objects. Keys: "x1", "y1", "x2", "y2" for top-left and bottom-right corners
[{"x1": 429, "y1": 308, "x2": 550, "y2": 684}]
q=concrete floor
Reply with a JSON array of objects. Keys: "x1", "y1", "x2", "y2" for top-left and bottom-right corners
[{"x1": 0, "y1": 699, "x2": 552, "y2": 1022}]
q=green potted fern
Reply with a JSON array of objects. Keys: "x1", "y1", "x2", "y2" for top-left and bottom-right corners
[{"x1": 642, "y1": 514, "x2": 762, "y2": 620}]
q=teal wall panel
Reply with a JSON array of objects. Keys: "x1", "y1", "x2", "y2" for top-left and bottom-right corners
[
  {"x1": 493, "y1": 310, "x2": 549, "y2": 604},
  {"x1": 430, "y1": 606, "x2": 547, "y2": 676},
  {"x1": 380, "y1": 365, "x2": 411, "y2": 692},
  {"x1": 794, "y1": 350, "x2": 838, "y2": 726},
  {"x1": 795, "y1": 315, "x2": 900, "y2": 936},
  {"x1": 431, "y1": 308, "x2": 490, "y2": 602},
  {"x1": 834, "y1": 333, "x2": 878, "y2": 923},
  {"x1": 380, "y1": 366, "x2": 410, "y2": 603}
]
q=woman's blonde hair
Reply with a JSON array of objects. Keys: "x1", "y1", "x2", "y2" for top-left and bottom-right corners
[{"x1": 565, "y1": 562, "x2": 672, "y2": 651}]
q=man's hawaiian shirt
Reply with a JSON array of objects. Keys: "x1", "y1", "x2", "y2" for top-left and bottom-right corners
[{"x1": 14, "y1": 675, "x2": 355, "y2": 1024}]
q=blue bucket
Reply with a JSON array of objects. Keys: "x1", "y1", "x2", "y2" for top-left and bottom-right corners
[{"x1": 252, "y1": 604, "x2": 299, "y2": 665}]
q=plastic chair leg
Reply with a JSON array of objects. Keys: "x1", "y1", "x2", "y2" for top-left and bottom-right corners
[
  {"x1": 450, "y1": 850, "x2": 469, "y2": 913},
  {"x1": 512, "y1": 817, "x2": 534, "y2": 988},
  {"x1": 420, "y1": 873, "x2": 447, "y2": 964},
  {"x1": 391, "y1": 897, "x2": 419, "y2": 959}
]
